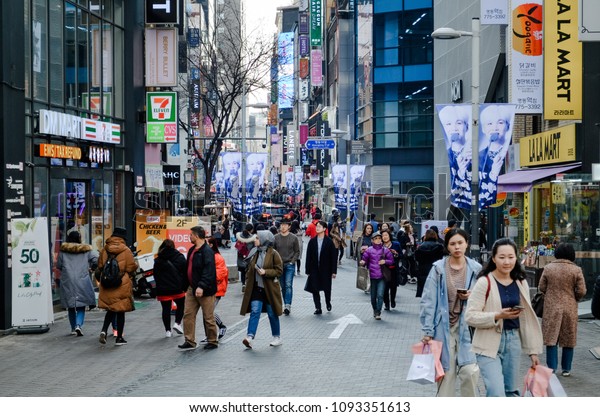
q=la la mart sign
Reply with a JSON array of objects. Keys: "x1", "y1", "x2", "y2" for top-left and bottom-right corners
[{"x1": 38, "y1": 109, "x2": 121, "y2": 144}]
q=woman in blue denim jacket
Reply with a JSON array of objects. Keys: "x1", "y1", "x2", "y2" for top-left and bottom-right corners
[{"x1": 419, "y1": 228, "x2": 482, "y2": 397}]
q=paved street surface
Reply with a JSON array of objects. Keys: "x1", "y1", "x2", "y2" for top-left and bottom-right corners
[{"x1": 1, "y1": 238, "x2": 599, "y2": 397}]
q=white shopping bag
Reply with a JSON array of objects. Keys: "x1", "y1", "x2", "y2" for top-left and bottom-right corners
[
  {"x1": 547, "y1": 374, "x2": 568, "y2": 397},
  {"x1": 406, "y1": 348, "x2": 436, "y2": 385}
]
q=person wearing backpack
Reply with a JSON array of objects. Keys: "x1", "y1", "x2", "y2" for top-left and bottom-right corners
[
  {"x1": 153, "y1": 239, "x2": 187, "y2": 338},
  {"x1": 97, "y1": 227, "x2": 137, "y2": 346}
]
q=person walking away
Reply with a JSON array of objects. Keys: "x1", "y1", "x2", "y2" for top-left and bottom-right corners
[
  {"x1": 221, "y1": 214, "x2": 231, "y2": 248},
  {"x1": 399, "y1": 222, "x2": 417, "y2": 283},
  {"x1": 290, "y1": 220, "x2": 304, "y2": 275},
  {"x1": 360, "y1": 232, "x2": 394, "y2": 319},
  {"x1": 381, "y1": 230, "x2": 401, "y2": 310},
  {"x1": 465, "y1": 238, "x2": 542, "y2": 397},
  {"x1": 207, "y1": 237, "x2": 230, "y2": 340},
  {"x1": 329, "y1": 222, "x2": 346, "y2": 265},
  {"x1": 274, "y1": 219, "x2": 300, "y2": 316},
  {"x1": 97, "y1": 227, "x2": 137, "y2": 346},
  {"x1": 304, "y1": 220, "x2": 338, "y2": 314},
  {"x1": 414, "y1": 230, "x2": 445, "y2": 297},
  {"x1": 240, "y1": 231, "x2": 284, "y2": 348},
  {"x1": 178, "y1": 226, "x2": 219, "y2": 351},
  {"x1": 420, "y1": 228, "x2": 482, "y2": 396},
  {"x1": 538, "y1": 243, "x2": 586, "y2": 376},
  {"x1": 235, "y1": 223, "x2": 255, "y2": 293},
  {"x1": 153, "y1": 239, "x2": 187, "y2": 338},
  {"x1": 57, "y1": 230, "x2": 98, "y2": 336}
]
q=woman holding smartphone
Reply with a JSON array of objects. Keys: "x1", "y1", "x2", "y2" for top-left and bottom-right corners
[
  {"x1": 420, "y1": 228, "x2": 482, "y2": 396},
  {"x1": 465, "y1": 238, "x2": 542, "y2": 396}
]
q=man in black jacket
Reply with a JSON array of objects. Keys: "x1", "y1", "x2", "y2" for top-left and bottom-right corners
[{"x1": 178, "y1": 226, "x2": 219, "y2": 350}]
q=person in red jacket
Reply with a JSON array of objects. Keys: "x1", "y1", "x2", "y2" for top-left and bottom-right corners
[
  {"x1": 305, "y1": 212, "x2": 328, "y2": 238},
  {"x1": 206, "y1": 238, "x2": 229, "y2": 341}
]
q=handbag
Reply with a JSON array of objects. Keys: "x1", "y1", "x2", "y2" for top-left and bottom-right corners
[
  {"x1": 356, "y1": 266, "x2": 370, "y2": 291},
  {"x1": 380, "y1": 252, "x2": 392, "y2": 283},
  {"x1": 531, "y1": 292, "x2": 544, "y2": 318},
  {"x1": 398, "y1": 263, "x2": 409, "y2": 286},
  {"x1": 523, "y1": 365, "x2": 553, "y2": 397},
  {"x1": 406, "y1": 344, "x2": 436, "y2": 385},
  {"x1": 547, "y1": 373, "x2": 567, "y2": 397}
]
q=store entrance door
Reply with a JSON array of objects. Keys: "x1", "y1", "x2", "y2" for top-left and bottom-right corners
[{"x1": 64, "y1": 180, "x2": 90, "y2": 244}]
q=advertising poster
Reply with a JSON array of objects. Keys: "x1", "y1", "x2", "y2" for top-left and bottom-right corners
[
  {"x1": 135, "y1": 211, "x2": 168, "y2": 256},
  {"x1": 310, "y1": 0, "x2": 322, "y2": 46},
  {"x1": 166, "y1": 216, "x2": 200, "y2": 257},
  {"x1": 481, "y1": 0, "x2": 508, "y2": 25},
  {"x1": 222, "y1": 152, "x2": 242, "y2": 212},
  {"x1": 349, "y1": 164, "x2": 366, "y2": 211},
  {"x1": 11, "y1": 217, "x2": 54, "y2": 328},
  {"x1": 331, "y1": 164, "x2": 348, "y2": 211},
  {"x1": 478, "y1": 104, "x2": 516, "y2": 209},
  {"x1": 278, "y1": 32, "x2": 295, "y2": 109},
  {"x1": 509, "y1": 1, "x2": 543, "y2": 114},
  {"x1": 245, "y1": 153, "x2": 268, "y2": 216}
]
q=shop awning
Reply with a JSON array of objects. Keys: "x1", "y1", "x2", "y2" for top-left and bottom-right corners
[{"x1": 497, "y1": 163, "x2": 582, "y2": 193}]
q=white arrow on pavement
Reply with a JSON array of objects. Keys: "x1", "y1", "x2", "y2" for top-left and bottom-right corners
[{"x1": 327, "y1": 314, "x2": 364, "y2": 339}]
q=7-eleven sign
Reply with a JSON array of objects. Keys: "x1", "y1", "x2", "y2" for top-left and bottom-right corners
[{"x1": 146, "y1": 92, "x2": 177, "y2": 143}]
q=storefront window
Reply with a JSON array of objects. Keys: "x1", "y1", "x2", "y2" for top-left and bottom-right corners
[{"x1": 553, "y1": 182, "x2": 600, "y2": 251}]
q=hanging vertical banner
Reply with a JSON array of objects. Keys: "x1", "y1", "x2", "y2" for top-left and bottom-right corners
[
  {"x1": 332, "y1": 164, "x2": 348, "y2": 211},
  {"x1": 543, "y1": 0, "x2": 582, "y2": 120},
  {"x1": 478, "y1": 104, "x2": 516, "y2": 209},
  {"x1": 299, "y1": 124, "x2": 309, "y2": 145},
  {"x1": 146, "y1": 92, "x2": 178, "y2": 143},
  {"x1": 299, "y1": 35, "x2": 310, "y2": 56},
  {"x1": 349, "y1": 165, "x2": 366, "y2": 211},
  {"x1": 245, "y1": 153, "x2": 268, "y2": 216},
  {"x1": 222, "y1": 152, "x2": 242, "y2": 212},
  {"x1": 311, "y1": 49, "x2": 323, "y2": 86},
  {"x1": 278, "y1": 32, "x2": 295, "y2": 109},
  {"x1": 299, "y1": 12, "x2": 309, "y2": 34},
  {"x1": 299, "y1": 58, "x2": 310, "y2": 79},
  {"x1": 310, "y1": 0, "x2": 322, "y2": 46},
  {"x1": 11, "y1": 217, "x2": 54, "y2": 328},
  {"x1": 509, "y1": 1, "x2": 543, "y2": 114},
  {"x1": 437, "y1": 104, "x2": 473, "y2": 211}
]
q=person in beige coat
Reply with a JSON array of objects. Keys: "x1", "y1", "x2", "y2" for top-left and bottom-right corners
[
  {"x1": 97, "y1": 227, "x2": 137, "y2": 346},
  {"x1": 465, "y1": 238, "x2": 542, "y2": 397},
  {"x1": 538, "y1": 243, "x2": 587, "y2": 376}
]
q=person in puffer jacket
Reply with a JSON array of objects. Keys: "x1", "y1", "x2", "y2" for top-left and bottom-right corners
[
  {"x1": 208, "y1": 237, "x2": 229, "y2": 341},
  {"x1": 360, "y1": 232, "x2": 394, "y2": 320}
]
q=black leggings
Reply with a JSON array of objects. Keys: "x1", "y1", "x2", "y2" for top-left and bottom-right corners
[
  {"x1": 338, "y1": 247, "x2": 344, "y2": 261},
  {"x1": 102, "y1": 311, "x2": 125, "y2": 337},
  {"x1": 160, "y1": 297, "x2": 185, "y2": 331},
  {"x1": 296, "y1": 259, "x2": 301, "y2": 272}
]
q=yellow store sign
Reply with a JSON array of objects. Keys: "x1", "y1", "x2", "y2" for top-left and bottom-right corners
[{"x1": 520, "y1": 124, "x2": 576, "y2": 167}]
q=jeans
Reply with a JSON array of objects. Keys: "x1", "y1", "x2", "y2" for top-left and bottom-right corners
[
  {"x1": 280, "y1": 263, "x2": 295, "y2": 306},
  {"x1": 477, "y1": 328, "x2": 522, "y2": 397},
  {"x1": 546, "y1": 345, "x2": 574, "y2": 373},
  {"x1": 68, "y1": 307, "x2": 86, "y2": 330},
  {"x1": 370, "y1": 278, "x2": 386, "y2": 314},
  {"x1": 247, "y1": 299, "x2": 280, "y2": 338}
]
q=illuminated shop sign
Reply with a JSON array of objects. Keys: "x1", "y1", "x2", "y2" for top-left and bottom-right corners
[
  {"x1": 38, "y1": 144, "x2": 82, "y2": 160},
  {"x1": 38, "y1": 109, "x2": 121, "y2": 144}
]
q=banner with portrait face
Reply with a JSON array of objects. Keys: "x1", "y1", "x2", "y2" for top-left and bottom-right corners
[
  {"x1": 331, "y1": 164, "x2": 348, "y2": 211},
  {"x1": 245, "y1": 153, "x2": 268, "y2": 215},
  {"x1": 437, "y1": 104, "x2": 473, "y2": 210},
  {"x1": 221, "y1": 152, "x2": 242, "y2": 212},
  {"x1": 477, "y1": 104, "x2": 516, "y2": 209},
  {"x1": 349, "y1": 165, "x2": 365, "y2": 211},
  {"x1": 438, "y1": 104, "x2": 516, "y2": 211}
]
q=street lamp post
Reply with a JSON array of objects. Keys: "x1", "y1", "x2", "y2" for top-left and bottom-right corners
[{"x1": 432, "y1": 17, "x2": 481, "y2": 260}]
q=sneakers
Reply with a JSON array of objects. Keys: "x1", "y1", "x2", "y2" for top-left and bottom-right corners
[
  {"x1": 242, "y1": 336, "x2": 253, "y2": 349},
  {"x1": 326, "y1": 302, "x2": 332, "y2": 312},
  {"x1": 241, "y1": 285, "x2": 246, "y2": 293},
  {"x1": 70, "y1": 329, "x2": 77, "y2": 336},
  {"x1": 562, "y1": 371, "x2": 571, "y2": 377},
  {"x1": 314, "y1": 309, "x2": 322, "y2": 315},
  {"x1": 203, "y1": 343, "x2": 218, "y2": 350},
  {"x1": 99, "y1": 331, "x2": 107, "y2": 344},
  {"x1": 165, "y1": 330, "x2": 172, "y2": 338},
  {"x1": 218, "y1": 326, "x2": 227, "y2": 339},
  {"x1": 75, "y1": 326, "x2": 83, "y2": 337},
  {"x1": 269, "y1": 337, "x2": 282, "y2": 347},
  {"x1": 172, "y1": 322, "x2": 183, "y2": 334},
  {"x1": 178, "y1": 341, "x2": 197, "y2": 350},
  {"x1": 391, "y1": 300, "x2": 396, "y2": 309},
  {"x1": 284, "y1": 305, "x2": 291, "y2": 316},
  {"x1": 384, "y1": 304, "x2": 390, "y2": 311},
  {"x1": 374, "y1": 313, "x2": 382, "y2": 320},
  {"x1": 115, "y1": 337, "x2": 127, "y2": 346}
]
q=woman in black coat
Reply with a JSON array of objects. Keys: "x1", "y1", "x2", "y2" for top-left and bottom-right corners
[
  {"x1": 153, "y1": 239, "x2": 188, "y2": 337},
  {"x1": 414, "y1": 229, "x2": 444, "y2": 297},
  {"x1": 304, "y1": 220, "x2": 338, "y2": 314}
]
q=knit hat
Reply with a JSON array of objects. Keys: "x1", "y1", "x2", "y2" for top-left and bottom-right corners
[{"x1": 111, "y1": 227, "x2": 127, "y2": 240}]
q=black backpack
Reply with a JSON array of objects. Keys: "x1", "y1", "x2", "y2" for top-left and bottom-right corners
[{"x1": 99, "y1": 253, "x2": 122, "y2": 288}]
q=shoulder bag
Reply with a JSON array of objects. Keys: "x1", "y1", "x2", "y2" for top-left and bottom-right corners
[{"x1": 531, "y1": 291, "x2": 544, "y2": 318}]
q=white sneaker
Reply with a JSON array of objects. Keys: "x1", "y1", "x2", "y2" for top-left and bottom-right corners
[
  {"x1": 172, "y1": 322, "x2": 183, "y2": 334},
  {"x1": 269, "y1": 336, "x2": 282, "y2": 347},
  {"x1": 166, "y1": 330, "x2": 172, "y2": 338},
  {"x1": 243, "y1": 336, "x2": 253, "y2": 349}
]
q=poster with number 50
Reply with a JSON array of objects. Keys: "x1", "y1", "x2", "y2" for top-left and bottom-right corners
[{"x1": 11, "y1": 217, "x2": 53, "y2": 328}]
